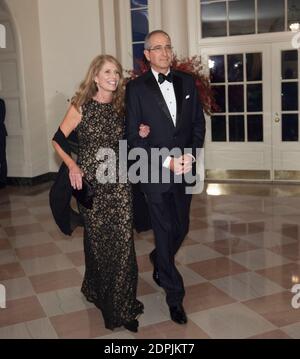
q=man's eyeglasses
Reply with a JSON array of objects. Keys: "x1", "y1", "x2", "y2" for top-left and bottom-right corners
[{"x1": 147, "y1": 45, "x2": 173, "y2": 53}]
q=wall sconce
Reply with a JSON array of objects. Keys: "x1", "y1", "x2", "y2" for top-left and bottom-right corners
[{"x1": 290, "y1": 22, "x2": 300, "y2": 32}]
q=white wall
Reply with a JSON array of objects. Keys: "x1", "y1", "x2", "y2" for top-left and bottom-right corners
[
  {"x1": 4, "y1": 0, "x2": 103, "y2": 176},
  {"x1": 38, "y1": 0, "x2": 102, "y2": 172}
]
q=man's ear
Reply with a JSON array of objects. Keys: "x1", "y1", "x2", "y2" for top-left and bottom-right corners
[{"x1": 144, "y1": 50, "x2": 150, "y2": 62}]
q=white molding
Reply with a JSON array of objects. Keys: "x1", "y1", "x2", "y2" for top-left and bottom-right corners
[{"x1": 198, "y1": 31, "x2": 295, "y2": 48}]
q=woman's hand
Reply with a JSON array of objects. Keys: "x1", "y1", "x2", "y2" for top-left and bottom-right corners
[
  {"x1": 139, "y1": 124, "x2": 150, "y2": 138},
  {"x1": 68, "y1": 162, "x2": 84, "y2": 190}
]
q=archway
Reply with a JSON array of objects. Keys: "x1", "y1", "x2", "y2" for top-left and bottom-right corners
[{"x1": 0, "y1": 0, "x2": 25, "y2": 178}]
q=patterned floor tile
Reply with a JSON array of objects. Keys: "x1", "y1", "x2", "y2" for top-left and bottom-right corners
[
  {"x1": 0, "y1": 182, "x2": 300, "y2": 338},
  {"x1": 188, "y1": 302, "x2": 276, "y2": 339}
]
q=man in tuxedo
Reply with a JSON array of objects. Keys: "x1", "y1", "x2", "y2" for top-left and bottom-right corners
[
  {"x1": 0, "y1": 98, "x2": 7, "y2": 189},
  {"x1": 126, "y1": 30, "x2": 205, "y2": 324}
]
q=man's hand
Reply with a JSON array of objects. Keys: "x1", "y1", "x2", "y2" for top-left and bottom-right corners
[
  {"x1": 169, "y1": 154, "x2": 193, "y2": 175},
  {"x1": 139, "y1": 124, "x2": 150, "y2": 138}
]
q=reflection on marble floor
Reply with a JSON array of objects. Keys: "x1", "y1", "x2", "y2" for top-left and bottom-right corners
[{"x1": 0, "y1": 182, "x2": 300, "y2": 339}]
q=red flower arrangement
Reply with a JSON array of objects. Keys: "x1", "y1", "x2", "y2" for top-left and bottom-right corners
[{"x1": 126, "y1": 55, "x2": 218, "y2": 115}]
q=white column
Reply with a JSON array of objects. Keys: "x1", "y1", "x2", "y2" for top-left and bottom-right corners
[
  {"x1": 149, "y1": 0, "x2": 162, "y2": 31},
  {"x1": 115, "y1": 0, "x2": 132, "y2": 71},
  {"x1": 186, "y1": 0, "x2": 200, "y2": 56},
  {"x1": 99, "y1": 0, "x2": 117, "y2": 56},
  {"x1": 161, "y1": 0, "x2": 188, "y2": 57}
]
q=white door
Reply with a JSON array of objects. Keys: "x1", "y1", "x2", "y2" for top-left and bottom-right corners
[
  {"x1": 201, "y1": 41, "x2": 300, "y2": 182},
  {"x1": 272, "y1": 42, "x2": 300, "y2": 181},
  {"x1": 201, "y1": 44, "x2": 273, "y2": 180}
]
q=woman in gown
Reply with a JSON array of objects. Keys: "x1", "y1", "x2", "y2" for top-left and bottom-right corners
[{"x1": 52, "y1": 55, "x2": 146, "y2": 332}]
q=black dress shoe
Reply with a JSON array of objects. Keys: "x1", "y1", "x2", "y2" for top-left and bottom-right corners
[
  {"x1": 149, "y1": 253, "x2": 161, "y2": 287},
  {"x1": 124, "y1": 319, "x2": 139, "y2": 333},
  {"x1": 169, "y1": 304, "x2": 187, "y2": 325}
]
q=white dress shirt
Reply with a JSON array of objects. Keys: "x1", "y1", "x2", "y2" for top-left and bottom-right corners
[
  {"x1": 151, "y1": 68, "x2": 176, "y2": 169},
  {"x1": 151, "y1": 68, "x2": 177, "y2": 126},
  {"x1": 151, "y1": 68, "x2": 195, "y2": 169}
]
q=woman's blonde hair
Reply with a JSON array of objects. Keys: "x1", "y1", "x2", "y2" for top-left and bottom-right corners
[{"x1": 71, "y1": 55, "x2": 125, "y2": 116}]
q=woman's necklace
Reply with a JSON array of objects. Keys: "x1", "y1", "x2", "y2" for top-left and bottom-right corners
[{"x1": 93, "y1": 92, "x2": 112, "y2": 104}]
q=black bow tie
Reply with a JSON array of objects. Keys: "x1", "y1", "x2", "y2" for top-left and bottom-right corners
[{"x1": 158, "y1": 72, "x2": 173, "y2": 84}]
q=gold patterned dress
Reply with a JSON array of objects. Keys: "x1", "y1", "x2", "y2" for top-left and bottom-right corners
[{"x1": 76, "y1": 99, "x2": 143, "y2": 330}]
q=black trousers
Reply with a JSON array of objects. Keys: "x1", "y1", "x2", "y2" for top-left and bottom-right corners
[
  {"x1": 146, "y1": 186, "x2": 192, "y2": 307},
  {"x1": 0, "y1": 134, "x2": 7, "y2": 184}
]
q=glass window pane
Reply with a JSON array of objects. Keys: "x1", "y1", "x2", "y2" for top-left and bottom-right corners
[
  {"x1": 247, "y1": 115, "x2": 263, "y2": 142},
  {"x1": 209, "y1": 55, "x2": 225, "y2": 83},
  {"x1": 288, "y1": 0, "x2": 300, "y2": 30},
  {"x1": 131, "y1": 9, "x2": 148, "y2": 42},
  {"x1": 211, "y1": 116, "x2": 226, "y2": 141},
  {"x1": 132, "y1": 43, "x2": 145, "y2": 70},
  {"x1": 282, "y1": 83, "x2": 298, "y2": 111},
  {"x1": 212, "y1": 85, "x2": 226, "y2": 113},
  {"x1": 228, "y1": 54, "x2": 243, "y2": 82},
  {"x1": 282, "y1": 114, "x2": 299, "y2": 141},
  {"x1": 131, "y1": 0, "x2": 148, "y2": 9},
  {"x1": 229, "y1": 115, "x2": 245, "y2": 141},
  {"x1": 247, "y1": 84, "x2": 262, "y2": 112},
  {"x1": 229, "y1": 85, "x2": 244, "y2": 112},
  {"x1": 201, "y1": 2, "x2": 227, "y2": 38},
  {"x1": 246, "y1": 53, "x2": 262, "y2": 81},
  {"x1": 258, "y1": 0, "x2": 285, "y2": 33},
  {"x1": 282, "y1": 50, "x2": 298, "y2": 80},
  {"x1": 229, "y1": 0, "x2": 255, "y2": 36}
]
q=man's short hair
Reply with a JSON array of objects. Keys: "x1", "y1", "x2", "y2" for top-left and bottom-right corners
[{"x1": 144, "y1": 30, "x2": 171, "y2": 50}]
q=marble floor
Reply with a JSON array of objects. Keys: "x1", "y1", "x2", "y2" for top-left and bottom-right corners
[{"x1": 1, "y1": 182, "x2": 300, "y2": 339}]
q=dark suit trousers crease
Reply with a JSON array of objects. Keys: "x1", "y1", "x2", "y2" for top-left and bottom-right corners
[{"x1": 146, "y1": 187, "x2": 192, "y2": 307}]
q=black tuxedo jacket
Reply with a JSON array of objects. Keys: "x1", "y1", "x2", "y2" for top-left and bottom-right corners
[
  {"x1": 0, "y1": 98, "x2": 7, "y2": 137},
  {"x1": 125, "y1": 69, "x2": 205, "y2": 193}
]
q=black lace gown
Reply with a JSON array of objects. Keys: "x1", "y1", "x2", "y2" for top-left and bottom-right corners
[{"x1": 76, "y1": 99, "x2": 143, "y2": 330}]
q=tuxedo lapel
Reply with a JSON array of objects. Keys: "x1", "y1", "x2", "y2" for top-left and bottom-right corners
[
  {"x1": 172, "y1": 72, "x2": 183, "y2": 129},
  {"x1": 144, "y1": 71, "x2": 175, "y2": 128}
]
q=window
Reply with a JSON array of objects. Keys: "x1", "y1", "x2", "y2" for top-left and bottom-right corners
[
  {"x1": 288, "y1": 0, "x2": 300, "y2": 30},
  {"x1": 201, "y1": 0, "x2": 298, "y2": 38},
  {"x1": 130, "y1": 0, "x2": 149, "y2": 69},
  {"x1": 209, "y1": 52, "x2": 264, "y2": 142}
]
